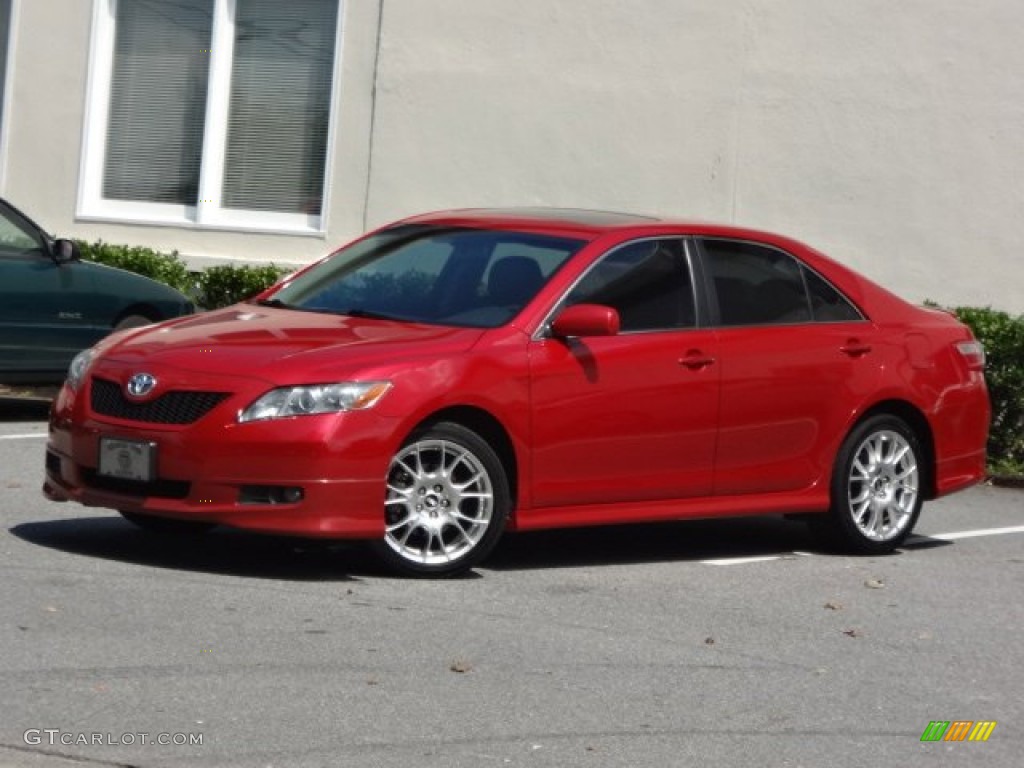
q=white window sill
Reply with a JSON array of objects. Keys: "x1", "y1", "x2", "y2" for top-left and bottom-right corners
[{"x1": 75, "y1": 207, "x2": 328, "y2": 238}]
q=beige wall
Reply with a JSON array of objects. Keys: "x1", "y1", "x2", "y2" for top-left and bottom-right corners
[{"x1": 3, "y1": 0, "x2": 1023, "y2": 311}]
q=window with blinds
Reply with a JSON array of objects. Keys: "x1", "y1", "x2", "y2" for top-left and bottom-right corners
[
  {"x1": 223, "y1": 0, "x2": 337, "y2": 214},
  {"x1": 85, "y1": 0, "x2": 340, "y2": 230},
  {"x1": 104, "y1": 1, "x2": 212, "y2": 205}
]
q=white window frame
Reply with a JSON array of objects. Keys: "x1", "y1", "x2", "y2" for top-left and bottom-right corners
[
  {"x1": 77, "y1": 0, "x2": 343, "y2": 236},
  {"x1": 0, "y1": 0, "x2": 20, "y2": 193}
]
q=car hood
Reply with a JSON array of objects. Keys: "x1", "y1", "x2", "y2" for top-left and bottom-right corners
[{"x1": 99, "y1": 305, "x2": 486, "y2": 382}]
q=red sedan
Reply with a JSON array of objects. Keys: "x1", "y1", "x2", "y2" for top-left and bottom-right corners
[{"x1": 43, "y1": 209, "x2": 990, "y2": 576}]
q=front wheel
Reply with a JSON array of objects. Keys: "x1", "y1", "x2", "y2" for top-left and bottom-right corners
[
  {"x1": 372, "y1": 422, "x2": 510, "y2": 577},
  {"x1": 812, "y1": 414, "x2": 924, "y2": 554}
]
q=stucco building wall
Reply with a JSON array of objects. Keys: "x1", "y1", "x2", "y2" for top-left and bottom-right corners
[{"x1": 2, "y1": 0, "x2": 1021, "y2": 311}]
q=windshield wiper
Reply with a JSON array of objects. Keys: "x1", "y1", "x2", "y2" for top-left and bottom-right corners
[
  {"x1": 340, "y1": 308, "x2": 405, "y2": 321},
  {"x1": 255, "y1": 298, "x2": 292, "y2": 309}
]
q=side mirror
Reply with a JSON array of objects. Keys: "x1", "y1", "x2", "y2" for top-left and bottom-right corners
[
  {"x1": 51, "y1": 238, "x2": 81, "y2": 264},
  {"x1": 550, "y1": 304, "x2": 620, "y2": 338}
]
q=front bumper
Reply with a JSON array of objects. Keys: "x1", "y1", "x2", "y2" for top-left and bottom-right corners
[{"x1": 44, "y1": 369, "x2": 395, "y2": 539}]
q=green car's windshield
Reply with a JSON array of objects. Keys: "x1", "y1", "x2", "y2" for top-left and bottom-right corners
[{"x1": 263, "y1": 225, "x2": 585, "y2": 328}]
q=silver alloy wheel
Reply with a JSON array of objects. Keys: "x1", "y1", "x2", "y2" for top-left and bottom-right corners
[
  {"x1": 846, "y1": 429, "x2": 919, "y2": 541},
  {"x1": 384, "y1": 438, "x2": 495, "y2": 565}
]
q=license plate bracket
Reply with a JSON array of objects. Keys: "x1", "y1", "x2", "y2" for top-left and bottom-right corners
[{"x1": 98, "y1": 438, "x2": 156, "y2": 482}]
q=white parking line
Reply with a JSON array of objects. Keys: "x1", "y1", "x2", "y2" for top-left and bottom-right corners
[
  {"x1": 0, "y1": 433, "x2": 46, "y2": 440},
  {"x1": 926, "y1": 525, "x2": 1024, "y2": 541},
  {"x1": 702, "y1": 555, "x2": 783, "y2": 566},
  {"x1": 701, "y1": 526, "x2": 1024, "y2": 565},
  {"x1": 702, "y1": 552, "x2": 811, "y2": 566}
]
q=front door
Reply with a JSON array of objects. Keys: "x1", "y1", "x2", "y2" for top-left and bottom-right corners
[{"x1": 528, "y1": 238, "x2": 720, "y2": 508}]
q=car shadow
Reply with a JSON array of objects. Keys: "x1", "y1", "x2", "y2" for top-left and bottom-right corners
[
  {"x1": 486, "y1": 515, "x2": 827, "y2": 571},
  {"x1": 0, "y1": 396, "x2": 52, "y2": 422},
  {"x1": 12, "y1": 513, "x2": 943, "y2": 579},
  {"x1": 10, "y1": 516, "x2": 380, "y2": 581}
]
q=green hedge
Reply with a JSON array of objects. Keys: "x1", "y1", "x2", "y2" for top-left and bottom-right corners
[
  {"x1": 197, "y1": 263, "x2": 292, "y2": 309},
  {"x1": 76, "y1": 240, "x2": 291, "y2": 310},
  {"x1": 76, "y1": 240, "x2": 194, "y2": 294},
  {"x1": 949, "y1": 306, "x2": 1024, "y2": 475}
]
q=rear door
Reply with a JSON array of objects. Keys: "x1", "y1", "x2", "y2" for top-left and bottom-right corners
[
  {"x1": 529, "y1": 238, "x2": 720, "y2": 508},
  {"x1": 696, "y1": 237, "x2": 882, "y2": 495}
]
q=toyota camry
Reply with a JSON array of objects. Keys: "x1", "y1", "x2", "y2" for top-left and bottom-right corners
[{"x1": 43, "y1": 209, "x2": 990, "y2": 576}]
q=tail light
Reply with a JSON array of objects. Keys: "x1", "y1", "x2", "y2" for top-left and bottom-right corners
[{"x1": 954, "y1": 340, "x2": 986, "y2": 371}]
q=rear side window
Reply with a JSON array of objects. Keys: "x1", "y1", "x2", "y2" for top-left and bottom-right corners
[
  {"x1": 702, "y1": 239, "x2": 810, "y2": 326},
  {"x1": 802, "y1": 268, "x2": 863, "y2": 322}
]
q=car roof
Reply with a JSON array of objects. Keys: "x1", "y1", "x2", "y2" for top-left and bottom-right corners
[{"x1": 395, "y1": 207, "x2": 799, "y2": 245}]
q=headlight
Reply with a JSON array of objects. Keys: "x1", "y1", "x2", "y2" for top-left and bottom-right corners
[
  {"x1": 238, "y1": 381, "x2": 392, "y2": 422},
  {"x1": 67, "y1": 349, "x2": 95, "y2": 391}
]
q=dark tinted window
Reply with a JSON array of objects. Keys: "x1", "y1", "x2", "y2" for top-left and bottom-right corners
[
  {"x1": 566, "y1": 239, "x2": 694, "y2": 331},
  {"x1": 0, "y1": 204, "x2": 44, "y2": 257},
  {"x1": 803, "y1": 268, "x2": 863, "y2": 322},
  {"x1": 270, "y1": 225, "x2": 583, "y2": 328},
  {"x1": 702, "y1": 239, "x2": 811, "y2": 326}
]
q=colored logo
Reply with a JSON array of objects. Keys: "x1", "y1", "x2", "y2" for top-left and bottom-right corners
[
  {"x1": 920, "y1": 721, "x2": 997, "y2": 742},
  {"x1": 126, "y1": 373, "x2": 157, "y2": 398}
]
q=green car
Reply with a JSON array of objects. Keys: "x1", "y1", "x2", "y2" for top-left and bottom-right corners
[{"x1": 0, "y1": 198, "x2": 194, "y2": 383}]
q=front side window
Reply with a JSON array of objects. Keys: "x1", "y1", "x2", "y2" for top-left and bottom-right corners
[
  {"x1": 565, "y1": 239, "x2": 695, "y2": 332},
  {"x1": 267, "y1": 226, "x2": 584, "y2": 328},
  {"x1": 0, "y1": 204, "x2": 43, "y2": 255},
  {"x1": 82, "y1": 0, "x2": 340, "y2": 232}
]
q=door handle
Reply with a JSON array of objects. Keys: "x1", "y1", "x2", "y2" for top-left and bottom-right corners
[
  {"x1": 840, "y1": 339, "x2": 872, "y2": 357},
  {"x1": 679, "y1": 350, "x2": 715, "y2": 369}
]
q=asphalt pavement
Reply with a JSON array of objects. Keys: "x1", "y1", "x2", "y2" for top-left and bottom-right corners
[{"x1": 1, "y1": 405, "x2": 1021, "y2": 767}]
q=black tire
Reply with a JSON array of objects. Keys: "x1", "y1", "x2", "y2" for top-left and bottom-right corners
[
  {"x1": 371, "y1": 422, "x2": 510, "y2": 577},
  {"x1": 811, "y1": 414, "x2": 924, "y2": 554},
  {"x1": 114, "y1": 314, "x2": 155, "y2": 331},
  {"x1": 119, "y1": 510, "x2": 216, "y2": 536}
]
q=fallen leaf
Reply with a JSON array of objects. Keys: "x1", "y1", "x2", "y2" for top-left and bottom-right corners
[
  {"x1": 824, "y1": 602, "x2": 842, "y2": 610},
  {"x1": 704, "y1": 636, "x2": 715, "y2": 645},
  {"x1": 842, "y1": 628, "x2": 862, "y2": 638},
  {"x1": 864, "y1": 578, "x2": 885, "y2": 589},
  {"x1": 450, "y1": 660, "x2": 473, "y2": 673}
]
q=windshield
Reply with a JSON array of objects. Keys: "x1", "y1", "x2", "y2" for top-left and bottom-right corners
[{"x1": 264, "y1": 225, "x2": 585, "y2": 328}]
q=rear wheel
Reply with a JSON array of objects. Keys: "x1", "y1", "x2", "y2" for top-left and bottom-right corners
[
  {"x1": 373, "y1": 422, "x2": 510, "y2": 577},
  {"x1": 812, "y1": 414, "x2": 923, "y2": 554},
  {"x1": 119, "y1": 510, "x2": 216, "y2": 536}
]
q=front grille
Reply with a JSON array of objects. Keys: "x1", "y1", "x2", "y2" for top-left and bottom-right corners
[
  {"x1": 81, "y1": 469, "x2": 191, "y2": 499},
  {"x1": 91, "y1": 378, "x2": 229, "y2": 425}
]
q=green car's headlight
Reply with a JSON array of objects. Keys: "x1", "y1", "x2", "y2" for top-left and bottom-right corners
[
  {"x1": 67, "y1": 349, "x2": 95, "y2": 391},
  {"x1": 238, "y1": 381, "x2": 392, "y2": 423}
]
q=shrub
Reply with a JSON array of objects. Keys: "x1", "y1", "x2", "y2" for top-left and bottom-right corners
[
  {"x1": 76, "y1": 239, "x2": 292, "y2": 310},
  {"x1": 196, "y1": 264, "x2": 293, "y2": 309},
  {"x1": 949, "y1": 306, "x2": 1024, "y2": 474},
  {"x1": 76, "y1": 240, "x2": 193, "y2": 295}
]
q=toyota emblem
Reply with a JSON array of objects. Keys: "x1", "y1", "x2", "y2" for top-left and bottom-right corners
[{"x1": 126, "y1": 373, "x2": 157, "y2": 398}]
